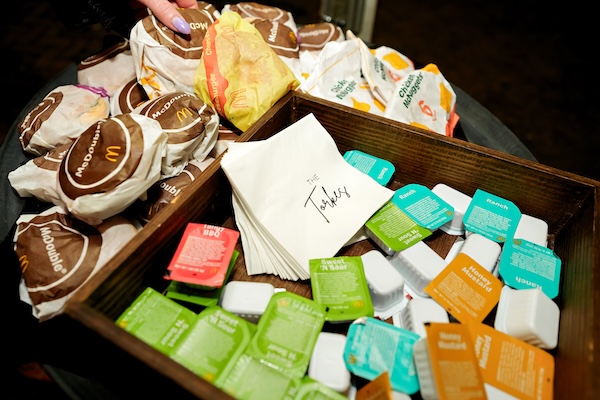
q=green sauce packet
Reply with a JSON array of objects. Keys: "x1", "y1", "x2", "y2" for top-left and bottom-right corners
[
  {"x1": 309, "y1": 256, "x2": 374, "y2": 322},
  {"x1": 242, "y1": 292, "x2": 326, "y2": 379},
  {"x1": 116, "y1": 288, "x2": 256, "y2": 385}
]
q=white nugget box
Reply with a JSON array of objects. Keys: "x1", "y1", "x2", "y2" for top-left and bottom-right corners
[
  {"x1": 494, "y1": 285, "x2": 560, "y2": 350},
  {"x1": 431, "y1": 183, "x2": 472, "y2": 236},
  {"x1": 514, "y1": 214, "x2": 549, "y2": 247},
  {"x1": 400, "y1": 298, "x2": 449, "y2": 338},
  {"x1": 219, "y1": 281, "x2": 276, "y2": 323},
  {"x1": 308, "y1": 331, "x2": 351, "y2": 393},
  {"x1": 361, "y1": 249, "x2": 405, "y2": 312},
  {"x1": 387, "y1": 241, "x2": 447, "y2": 297},
  {"x1": 458, "y1": 232, "x2": 502, "y2": 273}
]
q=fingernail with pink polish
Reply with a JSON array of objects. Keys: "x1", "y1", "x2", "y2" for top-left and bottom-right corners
[{"x1": 172, "y1": 16, "x2": 191, "y2": 34}]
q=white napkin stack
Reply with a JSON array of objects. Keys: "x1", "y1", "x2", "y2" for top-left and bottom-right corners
[{"x1": 220, "y1": 113, "x2": 393, "y2": 280}]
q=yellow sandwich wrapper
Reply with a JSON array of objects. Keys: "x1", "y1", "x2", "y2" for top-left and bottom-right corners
[{"x1": 194, "y1": 11, "x2": 300, "y2": 132}]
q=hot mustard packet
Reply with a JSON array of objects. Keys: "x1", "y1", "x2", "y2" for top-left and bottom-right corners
[{"x1": 194, "y1": 11, "x2": 300, "y2": 132}]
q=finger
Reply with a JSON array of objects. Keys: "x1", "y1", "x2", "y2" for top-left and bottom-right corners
[
  {"x1": 175, "y1": 0, "x2": 199, "y2": 9},
  {"x1": 138, "y1": 0, "x2": 191, "y2": 34}
]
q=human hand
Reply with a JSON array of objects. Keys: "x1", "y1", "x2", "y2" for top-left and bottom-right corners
[{"x1": 134, "y1": 0, "x2": 199, "y2": 34}]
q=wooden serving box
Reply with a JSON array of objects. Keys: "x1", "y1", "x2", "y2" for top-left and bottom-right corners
[{"x1": 62, "y1": 91, "x2": 600, "y2": 399}]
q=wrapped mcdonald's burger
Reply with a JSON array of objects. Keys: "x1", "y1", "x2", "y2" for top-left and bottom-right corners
[
  {"x1": 134, "y1": 156, "x2": 215, "y2": 223},
  {"x1": 134, "y1": 91, "x2": 219, "y2": 178},
  {"x1": 77, "y1": 39, "x2": 136, "y2": 97},
  {"x1": 194, "y1": 11, "x2": 300, "y2": 132},
  {"x1": 18, "y1": 84, "x2": 110, "y2": 156},
  {"x1": 224, "y1": 2, "x2": 297, "y2": 33},
  {"x1": 298, "y1": 22, "x2": 345, "y2": 54},
  {"x1": 129, "y1": 7, "x2": 220, "y2": 99},
  {"x1": 14, "y1": 205, "x2": 138, "y2": 321},
  {"x1": 56, "y1": 113, "x2": 168, "y2": 225},
  {"x1": 8, "y1": 142, "x2": 72, "y2": 205},
  {"x1": 110, "y1": 77, "x2": 150, "y2": 115}
]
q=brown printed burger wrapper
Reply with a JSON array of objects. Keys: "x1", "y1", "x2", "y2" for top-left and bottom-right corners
[
  {"x1": 135, "y1": 156, "x2": 215, "y2": 223},
  {"x1": 246, "y1": 17, "x2": 299, "y2": 60},
  {"x1": 14, "y1": 206, "x2": 138, "y2": 321},
  {"x1": 56, "y1": 113, "x2": 167, "y2": 225},
  {"x1": 77, "y1": 40, "x2": 136, "y2": 98},
  {"x1": 134, "y1": 91, "x2": 220, "y2": 178},
  {"x1": 18, "y1": 84, "x2": 110, "y2": 156},
  {"x1": 298, "y1": 22, "x2": 345, "y2": 53},
  {"x1": 224, "y1": 2, "x2": 298, "y2": 34},
  {"x1": 194, "y1": 11, "x2": 299, "y2": 132},
  {"x1": 129, "y1": 8, "x2": 219, "y2": 99},
  {"x1": 110, "y1": 77, "x2": 150, "y2": 116}
]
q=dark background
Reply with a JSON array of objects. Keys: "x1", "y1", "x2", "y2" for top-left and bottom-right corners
[
  {"x1": 3, "y1": 0, "x2": 598, "y2": 398},
  {"x1": 3, "y1": 0, "x2": 598, "y2": 180}
]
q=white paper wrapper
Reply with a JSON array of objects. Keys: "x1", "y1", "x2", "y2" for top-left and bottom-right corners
[
  {"x1": 18, "y1": 84, "x2": 110, "y2": 156},
  {"x1": 299, "y1": 39, "x2": 387, "y2": 116},
  {"x1": 77, "y1": 40, "x2": 136, "y2": 97},
  {"x1": 7, "y1": 142, "x2": 72, "y2": 204},
  {"x1": 384, "y1": 64, "x2": 459, "y2": 136}
]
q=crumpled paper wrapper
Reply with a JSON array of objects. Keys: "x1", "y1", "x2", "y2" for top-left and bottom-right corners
[{"x1": 194, "y1": 11, "x2": 299, "y2": 132}]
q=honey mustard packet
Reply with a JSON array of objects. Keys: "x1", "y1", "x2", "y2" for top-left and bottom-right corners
[
  {"x1": 424, "y1": 253, "x2": 503, "y2": 324},
  {"x1": 467, "y1": 321, "x2": 555, "y2": 400},
  {"x1": 412, "y1": 322, "x2": 486, "y2": 400}
]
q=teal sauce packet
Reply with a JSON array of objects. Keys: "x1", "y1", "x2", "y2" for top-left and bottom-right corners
[
  {"x1": 499, "y1": 238, "x2": 562, "y2": 299},
  {"x1": 463, "y1": 189, "x2": 521, "y2": 243},
  {"x1": 343, "y1": 149, "x2": 395, "y2": 186},
  {"x1": 343, "y1": 317, "x2": 420, "y2": 395},
  {"x1": 392, "y1": 183, "x2": 454, "y2": 230}
]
